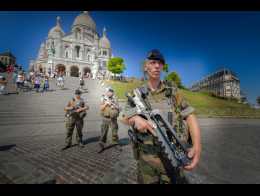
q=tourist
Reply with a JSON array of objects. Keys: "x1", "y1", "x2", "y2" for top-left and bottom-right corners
[
  {"x1": 42, "y1": 76, "x2": 49, "y2": 92},
  {"x1": 0, "y1": 75, "x2": 8, "y2": 95},
  {"x1": 57, "y1": 74, "x2": 64, "y2": 89},
  {"x1": 79, "y1": 76, "x2": 85, "y2": 90},
  {"x1": 34, "y1": 74, "x2": 41, "y2": 93},
  {"x1": 16, "y1": 72, "x2": 24, "y2": 92}
]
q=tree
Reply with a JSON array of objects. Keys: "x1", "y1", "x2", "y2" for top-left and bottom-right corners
[
  {"x1": 165, "y1": 71, "x2": 182, "y2": 88},
  {"x1": 107, "y1": 57, "x2": 126, "y2": 77},
  {"x1": 257, "y1": 96, "x2": 260, "y2": 105},
  {"x1": 163, "y1": 63, "x2": 169, "y2": 73}
]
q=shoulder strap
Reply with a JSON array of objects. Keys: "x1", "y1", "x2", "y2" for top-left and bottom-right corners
[
  {"x1": 164, "y1": 80, "x2": 178, "y2": 97},
  {"x1": 137, "y1": 84, "x2": 149, "y2": 99}
]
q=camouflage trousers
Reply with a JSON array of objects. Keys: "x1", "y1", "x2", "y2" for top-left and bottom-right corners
[
  {"x1": 100, "y1": 117, "x2": 119, "y2": 144},
  {"x1": 134, "y1": 133, "x2": 188, "y2": 184},
  {"x1": 65, "y1": 116, "x2": 84, "y2": 145}
]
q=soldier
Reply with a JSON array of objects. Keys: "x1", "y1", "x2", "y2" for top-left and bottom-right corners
[
  {"x1": 62, "y1": 89, "x2": 89, "y2": 150},
  {"x1": 99, "y1": 87, "x2": 120, "y2": 150},
  {"x1": 120, "y1": 49, "x2": 201, "y2": 184}
]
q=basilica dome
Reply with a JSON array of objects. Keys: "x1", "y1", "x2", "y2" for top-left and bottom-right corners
[
  {"x1": 99, "y1": 27, "x2": 111, "y2": 48},
  {"x1": 48, "y1": 16, "x2": 65, "y2": 38},
  {"x1": 72, "y1": 11, "x2": 96, "y2": 31}
]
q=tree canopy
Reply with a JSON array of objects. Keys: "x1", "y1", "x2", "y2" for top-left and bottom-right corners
[
  {"x1": 107, "y1": 57, "x2": 126, "y2": 74},
  {"x1": 163, "y1": 63, "x2": 169, "y2": 73},
  {"x1": 165, "y1": 71, "x2": 182, "y2": 88}
]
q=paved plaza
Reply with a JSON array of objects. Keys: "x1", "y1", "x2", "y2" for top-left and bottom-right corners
[{"x1": 0, "y1": 78, "x2": 259, "y2": 184}]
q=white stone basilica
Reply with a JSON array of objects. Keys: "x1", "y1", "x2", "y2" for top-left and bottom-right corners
[{"x1": 29, "y1": 11, "x2": 112, "y2": 78}]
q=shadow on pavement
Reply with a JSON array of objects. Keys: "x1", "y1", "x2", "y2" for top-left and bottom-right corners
[
  {"x1": 0, "y1": 144, "x2": 16, "y2": 151},
  {"x1": 58, "y1": 88, "x2": 70, "y2": 91},
  {"x1": 82, "y1": 136, "x2": 100, "y2": 145},
  {"x1": 97, "y1": 137, "x2": 130, "y2": 154},
  {"x1": 60, "y1": 144, "x2": 78, "y2": 151},
  {"x1": 98, "y1": 143, "x2": 119, "y2": 154},
  {"x1": 46, "y1": 89, "x2": 56, "y2": 92},
  {"x1": 5, "y1": 92, "x2": 18, "y2": 95},
  {"x1": 42, "y1": 179, "x2": 57, "y2": 184}
]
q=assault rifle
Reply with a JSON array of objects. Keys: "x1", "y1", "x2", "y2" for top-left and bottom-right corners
[
  {"x1": 126, "y1": 87, "x2": 191, "y2": 168},
  {"x1": 103, "y1": 95, "x2": 119, "y2": 110},
  {"x1": 66, "y1": 101, "x2": 86, "y2": 118}
]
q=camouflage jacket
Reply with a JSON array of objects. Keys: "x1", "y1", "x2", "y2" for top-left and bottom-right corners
[
  {"x1": 100, "y1": 95, "x2": 120, "y2": 118},
  {"x1": 120, "y1": 80, "x2": 195, "y2": 143},
  {"x1": 65, "y1": 97, "x2": 86, "y2": 118}
]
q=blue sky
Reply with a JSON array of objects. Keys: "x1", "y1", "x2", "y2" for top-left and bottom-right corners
[{"x1": 0, "y1": 11, "x2": 259, "y2": 104}]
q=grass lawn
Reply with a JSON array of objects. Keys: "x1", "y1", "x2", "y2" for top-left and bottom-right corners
[
  {"x1": 180, "y1": 90, "x2": 260, "y2": 118},
  {"x1": 105, "y1": 79, "x2": 144, "y2": 100},
  {"x1": 105, "y1": 80, "x2": 260, "y2": 118}
]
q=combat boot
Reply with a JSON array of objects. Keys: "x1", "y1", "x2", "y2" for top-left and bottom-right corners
[
  {"x1": 111, "y1": 140, "x2": 119, "y2": 145},
  {"x1": 78, "y1": 142, "x2": 84, "y2": 148}
]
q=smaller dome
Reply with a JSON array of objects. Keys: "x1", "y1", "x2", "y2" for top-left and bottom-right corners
[
  {"x1": 48, "y1": 16, "x2": 65, "y2": 38},
  {"x1": 99, "y1": 27, "x2": 111, "y2": 48}
]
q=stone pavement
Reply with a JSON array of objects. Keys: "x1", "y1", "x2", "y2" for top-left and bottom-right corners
[
  {"x1": 0, "y1": 78, "x2": 260, "y2": 183},
  {"x1": 0, "y1": 77, "x2": 137, "y2": 184}
]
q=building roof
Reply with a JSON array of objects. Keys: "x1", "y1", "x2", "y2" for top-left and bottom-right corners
[
  {"x1": 72, "y1": 11, "x2": 96, "y2": 31},
  {"x1": 99, "y1": 27, "x2": 111, "y2": 48},
  {"x1": 0, "y1": 51, "x2": 16, "y2": 59},
  {"x1": 48, "y1": 16, "x2": 65, "y2": 38}
]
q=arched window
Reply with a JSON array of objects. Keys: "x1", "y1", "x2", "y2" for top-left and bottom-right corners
[
  {"x1": 66, "y1": 51, "x2": 68, "y2": 58},
  {"x1": 75, "y1": 46, "x2": 80, "y2": 58}
]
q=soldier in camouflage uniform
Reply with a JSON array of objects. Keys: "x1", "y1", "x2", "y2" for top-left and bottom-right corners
[
  {"x1": 120, "y1": 49, "x2": 201, "y2": 184},
  {"x1": 99, "y1": 87, "x2": 120, "y2": 150},
  {"x1": 62, "y1": 89, "x2": 89, "y2": 150}
]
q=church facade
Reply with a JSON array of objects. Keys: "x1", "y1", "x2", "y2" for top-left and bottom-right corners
[{"x1": 29, "y1": 11, "x2": 112, "y2": 78}]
